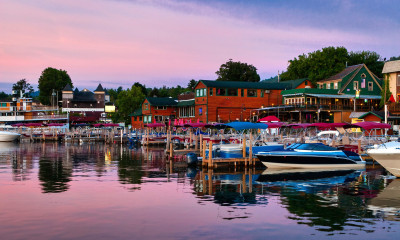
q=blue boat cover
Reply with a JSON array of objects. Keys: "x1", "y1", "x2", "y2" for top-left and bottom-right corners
[{"x1": 224, "y1": 122, "x2": 268, "y2": 131}]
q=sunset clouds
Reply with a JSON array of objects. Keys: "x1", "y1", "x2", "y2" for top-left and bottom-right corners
[{"x1": 1, "y1": 0, "x2": 399, "y2": 90}]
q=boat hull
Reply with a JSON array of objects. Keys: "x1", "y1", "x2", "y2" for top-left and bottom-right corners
[
  {"x1": 256, "y1": 153, "x2": 365, "y2": 169},
  {"x1": 0, "y1": 131, "x2": 21, "y2": 142},
  {"x1": 367, "y1": 152, "x2": 400, "y2": 177}
]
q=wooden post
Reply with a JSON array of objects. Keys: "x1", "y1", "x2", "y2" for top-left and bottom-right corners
[
  {"x1": 249, "y1": 132, "x2": 253, "y2": 166},
  {"x1": 189, "y1": 130, "x2": 192, "y2": 148},
  {"x1": 332, "y1": 139, "x2": 336, "y2": 147},
  {"x1": 242, "y1": 136, "x2": 246, "y2": 158},
  {"x1": 199, "y1": 134, "x2": 203, "y2": 152},
  {"x1": 202, "y1": 140, "x2": 207, "y2": 167},
  {"x1": 208, "y1": 141, "x2": 213, "y2": 168},
  {"x1": 194, "y1": 135, "x2": 198, "y2": 150},
  {"x1": 169, "y1": 142, "x2": 173, "y2": 160},
  {"x1": 358, "y1": 139, "x2": 362, "y2": 154}
]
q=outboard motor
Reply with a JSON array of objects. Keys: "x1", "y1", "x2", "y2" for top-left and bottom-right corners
[{"x1": 187, "y1": 152, "x2": 198, "y2": 166}]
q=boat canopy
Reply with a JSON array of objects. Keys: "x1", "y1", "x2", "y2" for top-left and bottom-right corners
[
  {"x1": 343, "y1": 121, "x2": 391, "y2": 130},
  {"x1": 224, "y1": 122, "x2": 269, "y2": 131},
  {"x1": 144, "y1": 123, "x2": 166, "y2": 128},
  {"x1": 258, "y1": 116, "x2": 280, "y2": 122}
]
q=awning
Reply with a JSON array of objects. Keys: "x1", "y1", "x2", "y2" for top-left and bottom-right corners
[
  {"x1": 306, "y1": 94, "x2": 381, "y2": 99},
  {"x1": 224, "y1": 122, "x2": 269, "y2": 131}
]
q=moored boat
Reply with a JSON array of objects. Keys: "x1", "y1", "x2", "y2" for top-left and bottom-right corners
[
  {"x1": 0, "y1": 131, "x2": 21, "y2": 142},
  {"x1": 256, "y1": 143, "x2": 365, "y2": 169},
  {"x1": 367, "y1": 141, "x2": 400, "y2": 177}
]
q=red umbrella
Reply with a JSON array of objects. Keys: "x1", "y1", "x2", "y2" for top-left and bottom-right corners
[{"x1": 258, "y1": 116, "x2": 280, "y2": 122}]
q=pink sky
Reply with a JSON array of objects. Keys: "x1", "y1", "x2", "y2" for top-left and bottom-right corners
[{"x1": 1, "y1": 0, "x2": 398, "y2": 91}]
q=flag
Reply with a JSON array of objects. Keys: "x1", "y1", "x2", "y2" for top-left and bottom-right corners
[{"x1": 389, "y1": 94, "x2": 396, "y2": 103}]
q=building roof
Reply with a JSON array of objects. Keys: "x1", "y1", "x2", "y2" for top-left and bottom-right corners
[
  {"x1": 319, "y1": 64, "x2": 363, "y2": 82},
  {"x1": 281, "y1": 88, "x2": 339, "y2": 96},
  {"x1": 196, "y1": 80, "x2": 291, "y2": 90},
  {"x1": 177, "y1": 100, "x2": 195, "y2": 107},
  {"x1": 358, "y1": 111, "x2": 385, "y2": 120},
  {"x1": 382, "y1": 60, "x2": 400, "y2": 74},
  {"x1": 94, "y1": 84, "x2": 104, "y2": 92},
  {"x1": 349, "y1": 112, "x2": 367, "y2": 118},
  {"x1": 146, "y1": 97, "x2": 177, "y2": 106},
  {"x1": 281, "y1": 78, "x2": 310, "y2": 89},
  {"x1": 130, "y1": 108, "x2": 143, "y2": 116},
  {"x1": 63, "y1": 84, "x2": 73, "y2": 91},
  {"x1": 178, "y1": 92, "x2": 195, "y2": 101},
  {"x1": 72, "y1": 90, "x2": 97, "y2": 102}
]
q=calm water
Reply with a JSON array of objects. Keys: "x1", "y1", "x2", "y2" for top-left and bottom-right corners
[{"x1": 1, "y1": 142, "x2": 400, "y2": 240}]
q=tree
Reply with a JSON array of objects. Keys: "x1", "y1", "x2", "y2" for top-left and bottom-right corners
[
  {"x1": 389, "y1": 56, "x2": 400, "y2": 61},
  {"x1": 187, "y1": 79, "x2": 197, "y2": 90},
  {"x1": 38, "y1": 67, "x2": 73, "y2": 105},
  {"x1": 114, "y1": 85, "x2": 146, "y2": 124},
  {"x1": 216, "y1": 59, "x2": 260, "y2": 82},
  {"x1": 0, "y1": 91, "x2": 10, "y2": 100},
  {"x1": 347, "y1": 51, "x2": 384, "y2": 78},
  {"x1": 12, "y1": 79, "x2": 34, "y2": 95},
  {"x1": 280, "y1": 46, "x2": 348, "y2": 83},
  {"x1": 380, "y1": 74, "x2": 392, "y2": 107}
]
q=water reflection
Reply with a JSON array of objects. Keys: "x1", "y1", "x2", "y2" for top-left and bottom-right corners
[{"x1": 1, "y1": 142, "x2": 400, "y2": 239}]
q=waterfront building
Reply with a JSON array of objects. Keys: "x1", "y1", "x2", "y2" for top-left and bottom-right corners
[
  {"x1": 276, "y1": 64, "x2": 382, "y2": 123},
  {"x1": 61, "y1": 84, "x2": 111, "y2": 124},
  {"x1": 0, "y1": 90, "x2": 66, "y2": 125},
  {"x1": 382, "y1": 60, "x2": 400, "y2": 102}
]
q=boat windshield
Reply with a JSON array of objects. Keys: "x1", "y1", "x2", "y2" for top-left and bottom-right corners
[{"x1": 287, "y1": 143, "x2": 337, "y2": 151}]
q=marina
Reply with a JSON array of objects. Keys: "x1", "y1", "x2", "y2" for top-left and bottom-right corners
[{"x1": 1, "y1": 142, "x2": 400, "y2": 239}]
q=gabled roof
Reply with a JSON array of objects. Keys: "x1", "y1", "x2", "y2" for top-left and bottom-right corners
[
  {"x1": 74, "y1": 88, "x2": 79, "y2": 93},
  {"x1": 196, "y1": 80, "x2": 291, "y2": 90},
  {"x1": 338, "y1": 64, "x2": 382, "y2": 93},
  {"x1": 358, "y1": 111, "x2": 385, "y2": 120},
  {"x1": 63, "y1": 84, "x2": 73, "y2": 91},
  {"x1": 129, "y1": 108, "x2": 143, "y2": 117},
  {"x1": 319, "y1": 64, "x2": 363, "y2": 82},
  {"x1": 146, "y1": 97, "x2": 177, "y2": 106},
  {"x1": 281, "y1": 78, "x2": 310, "y2": 89},
  {"x1": 382, "y1": 60, "x2": 400, "y2": 73},
  {"x1": 94, "y1": 84, "x2": 104, "y2": 92},
  {"x1": 177, "y1": 100, "x2": 195, "y2": 107}
]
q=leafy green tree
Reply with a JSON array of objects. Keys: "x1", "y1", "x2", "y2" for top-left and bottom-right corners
[
  {"x1": 106, "y1": 86, "x2": 123, "y2": 103},
  {"x1": 38, "y1": 67, "x2": 73, "y2": 105},
  {"x1": 389, "y1": 56, "x2": 400, "y2": 61},
  {"x1": 280, "y1": 46, "x2": 348, "y2": 83},
  {"x1": 216, "y1": 59, "x2": 260, "y2": 82},
  {"x1": 380, "y1": 74, "x2": 392, "y2": 107},
  {"x1": 0, "y1": 91, "x2": 10, "y2": 100},
  {"x1": 187, "y1": 79, "x2": 197, "y2": 90},
  {"x1": 133, "y1": 82, "x2": 147, "y2": 96},
  {"x1": 12, "y1": 79, "x2": 34, "y2": 95},
  {"x1": 347, "y1": 51, "x2": 384, "y2": 78},
  {"x1": 114, "y1": 85, "x2": 146, "y2": 124}
]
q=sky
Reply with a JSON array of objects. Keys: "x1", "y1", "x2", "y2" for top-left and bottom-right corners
[{"x1": 1, "y1": 0, "x2": 399, "y2": 92}]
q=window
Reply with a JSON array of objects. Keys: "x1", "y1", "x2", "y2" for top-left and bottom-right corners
[
  {"x1": 196, "y1": 89, "x2": 200, "y2": 97},
  {"x1": 139, "y1": 116, "x2": 142, "y2": 121},
  {"x1": 334, "y1": 82, "x2": 338, "y2": 89},
  {"x1": 148, "y1": 116, "x2": 152, "y2": 123},
  {"x1": 209, "y1": 88, "x2": 213, "y2": 96},
  {"x1": 319, "y1": 84, "x2": 323, "y2": 89},
  {"x1": 216, "y1": 88, "x2": 226, "y2": 96},
  {"x1": 247, "y1": 89, "x2": 257, "y2": 97},
  {"x1": 199, "y1": 107, "x2": 203, "y2": 116},
  {"x1": 397, "y1": 74, "x2": 400, "y2": 86},
  {"x1": 156, "y1": 106, "x2": 166, "y2": 110},
  {"x1": 227, "y1": 88, "x2": 237, "y2": 96},
  {"x1": 368, "y1": 82, "x2": 373, "y2": 91},
  {"x1": 353, "y1": 81, "x2": 359, "y2": 90},
  {"x1": 326, "y1": 83, "x2": 330, "y2": 89},
  {"x1": 203, "y1": 89, "x2": 207, "y2": 96},
  {"x1": 261, "y1": 90, "x2": 264, "y2": 97},
  {"x1": 241, "y1": 89, "x2": 244, "y2": 97},
  {"x1": 305, "y1": 81, "x2": 308, "y2": 85},
  {"x1": 145, "y1": 103, "x2": 149, "y2": 110}
]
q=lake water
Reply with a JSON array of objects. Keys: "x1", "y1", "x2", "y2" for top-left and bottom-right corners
[{"x1": 1, "y1": 142, "x2": 400, "y2": 240}]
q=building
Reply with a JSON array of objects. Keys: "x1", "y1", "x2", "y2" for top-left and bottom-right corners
[
  {"x1": 193, "y1": 80, "x2": 290, "y2": 123},
  {"x1": 0, "y1": 91, "x2": 66, "y2": 125},
  {"x1": 61, "y1": 84, "x2": 110, "y2": 123},
  {"x1": 278, "y1": 64, "x2": 382, "y2": 123},
  {"x1": 382, "y1": 60, "x2": 400, "y2": 102}
]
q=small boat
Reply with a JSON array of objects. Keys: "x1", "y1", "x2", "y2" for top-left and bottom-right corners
[
  {"x1": 256, "y1": 143, "x2": 365, "y2": 169},
  {"x1": 367, "y1": 141, "x2": 400, "y2": 177},
  {"x1": 0, "y1": 131, "x2": 21, "y2": 142}
]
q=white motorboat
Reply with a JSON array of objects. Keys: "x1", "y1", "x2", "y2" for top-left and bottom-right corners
[
  {"x1": 367, "y1": 141, "x2": 400, "y2": 177},
  {"x1": 0, "y1": 131, "x2": 21, "y2": 142}
]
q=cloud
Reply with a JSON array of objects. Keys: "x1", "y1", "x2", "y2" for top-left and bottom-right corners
[{"x1": 0, "y1": 0, "x2": 399, "y2": 90}]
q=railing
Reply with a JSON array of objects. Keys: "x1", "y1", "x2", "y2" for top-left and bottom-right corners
[{"x1": 271, "y1": 104, "x2": 375, "y2": 112}]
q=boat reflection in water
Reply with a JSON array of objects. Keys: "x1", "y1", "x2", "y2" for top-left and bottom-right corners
[{"x1": 368, "y1": 179, "x2": 400, "y2": 221}]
